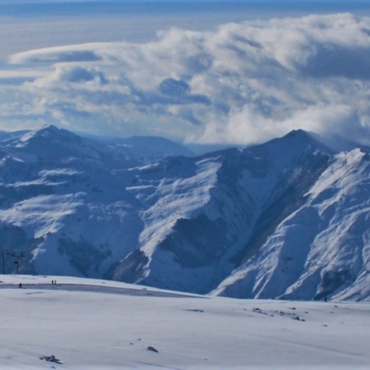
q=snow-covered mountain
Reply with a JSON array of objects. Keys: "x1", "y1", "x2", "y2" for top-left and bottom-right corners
[
  {"x1": 214, "y1": 146, "x2": 370, "y2": 301},
  {"x1": 0, "y1": 125, "x2": 369, "y2": 301},
  {"x1": 115, "y1": 129, "x2": 334, "y2": 295}
]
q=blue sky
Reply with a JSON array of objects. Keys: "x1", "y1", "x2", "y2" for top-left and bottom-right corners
[{"x1": 1, "y1": 1, "x2": 370, "y2": 145}]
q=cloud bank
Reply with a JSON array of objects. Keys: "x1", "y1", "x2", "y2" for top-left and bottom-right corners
[{"x1": 3, "y1": 13, "x2": 370, "y2": 145}]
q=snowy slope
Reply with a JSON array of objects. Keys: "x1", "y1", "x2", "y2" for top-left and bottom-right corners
[
  {"x1": 0, "y1": 125, "x2": 194, "y2": 280},
  {"x1": 0, "y1": 275, "x2": 370, "y2": 369},
  {"x1": 115, "y1": 130, "x2": 333, "y2": 294},
  {"x1": 213, "y1": 148, "x2": 370, "y2": 301},
  {"x1": 0, "y1": 125, "x2": 369, "y2": 301}
]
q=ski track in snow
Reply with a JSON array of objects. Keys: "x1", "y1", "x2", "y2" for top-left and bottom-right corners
[{"x1": 0, "y1": 282, "x2": 195, "y2": 298}]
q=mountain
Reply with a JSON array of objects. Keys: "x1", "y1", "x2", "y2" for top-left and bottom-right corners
[
  {"x1": 0, "y1": 125, "x2": 369, "y2": 301},
  {"x1": 1, "y1": 125, "x2": 195, "y2": 169},
  {"x1": 213, "y1": 147, "x2": 370, "y2": 301},
  {"x1": 0, "y1": 125, "x2": 194, "y2": 278},
  {"x1": 114, "y1": 129, "x2": 333, "y2": 294}
]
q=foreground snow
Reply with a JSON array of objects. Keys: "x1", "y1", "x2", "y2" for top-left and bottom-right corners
[{"x1": 0, "y1": 275, "x2": 369, "y2": 369}]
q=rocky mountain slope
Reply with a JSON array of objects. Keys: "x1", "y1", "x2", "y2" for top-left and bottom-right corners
[
  {"x1": 213, "y1": 147, "x2": 370, "y2": 301},
  {"x1": 0, "y1": 125, "x2": 369, "y2": 301}
]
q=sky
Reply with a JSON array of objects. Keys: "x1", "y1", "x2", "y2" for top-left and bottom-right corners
[{"x1": 1, "y1": 1, "x2": 370, "y2": 145}]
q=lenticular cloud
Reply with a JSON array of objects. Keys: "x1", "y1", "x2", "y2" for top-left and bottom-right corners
[{"x1": 4, "y1": 13, "x2": 370, "y2": 145}]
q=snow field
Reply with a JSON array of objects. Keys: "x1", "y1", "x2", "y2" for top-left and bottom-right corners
[{"x1": 0, "y1": 275, "x2": 369, "y2": 369}]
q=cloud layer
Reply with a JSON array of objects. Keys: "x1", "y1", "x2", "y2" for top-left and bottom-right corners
[{"x1": 3, "y1": 12, "x2": 370, "y2": 145}]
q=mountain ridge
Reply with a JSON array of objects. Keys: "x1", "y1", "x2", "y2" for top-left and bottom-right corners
[{"x1": 0, "y1": 125, "x2": 369, "y2": 301}]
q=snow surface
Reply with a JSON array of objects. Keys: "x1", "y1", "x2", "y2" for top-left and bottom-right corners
[{"x1": 0, "y1": 275, "x2": 369, "y2": 370}]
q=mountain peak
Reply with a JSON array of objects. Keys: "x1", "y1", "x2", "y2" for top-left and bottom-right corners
[
  {"x1": 241, "y1": 129, "x2": 331, "y2": 172},
  {"x1": 6, "y1": 124, "x2": 90, "y2": 161},
  {"x1": 19, "y1": 124, "x2": 80, "y2": 143},
  {"x1": 283, "y1": 129, "x2": 312, "y2": 140},
  {"x1": 280, "y1": 129, "x2": 326, "y2": 147},
  {"x1": 39, "y1": 124, "x2": 59, "y2": 132},
  {"x1": 285, "y1": 128, "x2": 309, "y2": 136}
]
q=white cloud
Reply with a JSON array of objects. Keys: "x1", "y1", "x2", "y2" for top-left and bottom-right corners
[{"x1": 2, "y1": 13, "x2": 370, "y2": 145}]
